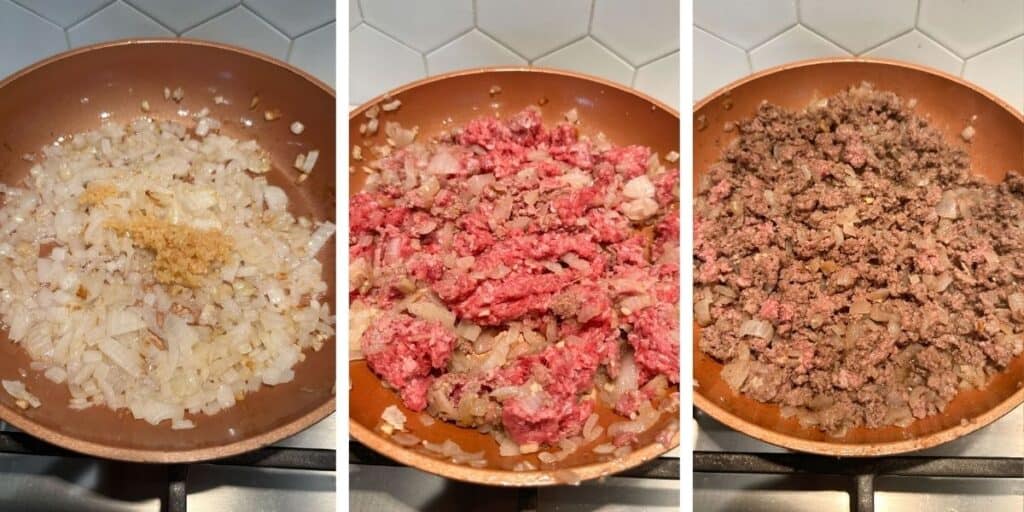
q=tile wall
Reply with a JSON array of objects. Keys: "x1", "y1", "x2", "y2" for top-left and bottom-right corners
[
  {"x1": 350, "y1": 0, "x2": 680, "y2": 109},
  {"x1": 695, "y1": 0, "x2": 1023, "y2": 112},
  {"x1": 0, "y1": 0, "x2": 335, "y2": 87}
]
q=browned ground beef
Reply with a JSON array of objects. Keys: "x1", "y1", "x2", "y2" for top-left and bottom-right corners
[{"x1": 694, "y1": 83, "x2": 1024, "y2": 436}]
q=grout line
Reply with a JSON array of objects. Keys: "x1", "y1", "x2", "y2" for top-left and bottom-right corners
[
  {"x1": 745, "y1": 49, "x2": 754, "y2": 73},
  {"x1": 959, "y1": 59, "x2": 967, "y2": 77},
  {"x1": 472, "y1": 0, "x2": 478, "y2": 26},
  {"x1": 360, "y1": 19, "x2": 426, "y2": 56},
  {"x1": 292, "y1": 19, "x2": 335, "y2": 40},
  {"x1": 589, "y1": 31, "x2": 641, "y2": 67},
  {"x1": 356, "y1": 0, "x2": 364, "y2": 18},
  {"x1": 12, "y1": 0, "x2": 114, "y2": 30},
  {"x1": 69, "y1": 0, "x2": 117, "y2": 31},
  {"x1": 858, "y1": 27, "x2": 916, "y2": 56},
  {"x1": 914, "y1": 0, "x2": 922, "y2": 25},
  {"x1": 742, "y1": 21, "x2": 799, "y2": 52},
  {"x1": 120, "y1": 0, "x2": 175, "y2": 34},
  {"x1": 530, "y1": 34, "x2": 590, "y2": 64},
  {"x1": 696, "y1": 25, "x2": 750, "y2": 54},
  {"x1": 7, "y1": 0, "x2": 65, "y2": 30},
  {"x1": 587, "y1": 0, "x2": 596, "y2": 33},
  {"x1": 64, "y1": 27, "x2": 71, "y2": 49},
  {"x1": 285, "y1": 38, "x2": 295, "y2": 61},
  {"x1": 238, "y1": 2, "x2": 290, "y2": 40},
  {"x1": 475, "y1": 26, "x2": 531, "y2": 62},
  {"x1": 629, "y1": 67, "x2": 638, "y2": 88},
  {"x1": 177, "y1": 0, "x2": 241, "y2": 35},
  {"x1": 964, "y1": 32, "x2": 1024, "y2": 60},
  {"x1": 915, "y1": 23, "x2": 964, "y2": 59},
  {"x1": 795, "y1": 0, "x2": 802, "y2": 23},
  {"x1": 636, "y1": 47, "x2": 680, "y2": 68},
  {"x1": 422, "y1": 26, "x2": 474, "y2": 55},
  {"x1": 799, "y1": 22, "x2": 855, "y2": 55}
]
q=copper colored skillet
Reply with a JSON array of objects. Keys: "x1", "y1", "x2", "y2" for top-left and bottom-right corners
[
  {"x1": 694, "y1": 58, "x2": 1024, "y2": 456},
  {"x1": 0, "y1": 40, "x2": 336, "y2": 462},
  {"x1": 349, "y1": 68, "x2": 681, "y2": 485}
]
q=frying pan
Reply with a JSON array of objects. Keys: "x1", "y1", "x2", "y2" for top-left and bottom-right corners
[
  {"x1": 349, "y1": 68, "x2": 681, "y2": 485},
  {"x1": 694, "y1": 58, "x2": 1024, "y2": 456},
  {"x1": 0, "y1": 40, "x2": 336, "y2": 463}
]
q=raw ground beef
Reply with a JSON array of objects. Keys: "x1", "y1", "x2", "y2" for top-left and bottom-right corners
[
  {"x1": 353, "y1": 107, "x2": 680, "y2": 448},
  {"x1": 695, "y1": 83, "x2": 1024, "y2": 436}
]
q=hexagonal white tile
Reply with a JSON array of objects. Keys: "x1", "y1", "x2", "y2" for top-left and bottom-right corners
[
  {"x1": 12, "y1": 0, "x2": 109, "y2": 28},
  {"x1": 800, "y1": 0, "x2": 916, "y2": 54},
  {"x1": 864, "y1": 30, "x2": 963, "y2": 76},
  {"x1": 477, "y1": 0, "x2": 589, "y2": 61},
  {"x1": 125, "y1": 0, "x2": 236, "y2": 34},
  {"x1": 361, "y1": 0, "x2": 472, "y2": 53},
  {"x1": 426, "y1": 29, "x2": 526, "y2": 75},
  {"x1": 694, "y1": 0, "x2": 796, "y2": 50},
  {"x1": 592, "y1": 0, "x2": 679, "y2": 65},
  {"x1": 963, "y1": 36, "x2": 1024, "y2": 112},
  {"x1": 290, "y1": 22, "x2": 334, "y2": 87},
  {"x1": 349, "y1": 0, "x2": 361, "y2": 29},
  {"x1": 750, "y1": 25, "x2": 849, "y2": 71},
  {"x1": 0, "y1": 1, "x2": 67, "y2": 78},
  {"x1": 634, "y1": 51, "x2": 679, "y2": 110},
  {"x1": 243, "y1": 0, "x2": 334, "y2": 38},
  {"x1": 694, "y1": 27, "x2": 749, "y2": 101},
  {"x1": 533, "y1": 37, "x2": 633, "y2": 86},
  {"x1": 69, "y1": 2, "x2": 173, "y2": 48},
  {"x1": 184, "y1": 6, "x2": 290, "y2": 60},
  {"x1": 350, "y1": 24, "x2": 424, "y2": 104},
  {"x1": 919, "y1": 0, "x2": 1024, "y2": 57}
]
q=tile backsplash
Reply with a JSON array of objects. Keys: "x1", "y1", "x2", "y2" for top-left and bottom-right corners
[
  {"x1": 695, "y1": 0, "x2": 1024, "y2": 112},
  {"x1": 0, "y1": 0, "x2": 335, "y2": 87},
  {"x1": 349, "y1": 0, "x2": 680, "y2": 109}
]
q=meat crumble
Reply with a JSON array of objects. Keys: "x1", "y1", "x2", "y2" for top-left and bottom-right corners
[
  {"x1": 695, "y1": 83, "x2": 1024, "y2": 436},
  {"x1": 351, "y1": 106, "x2": 680, "y2": 452}
]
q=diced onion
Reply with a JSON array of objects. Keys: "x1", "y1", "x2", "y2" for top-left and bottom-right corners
[
  {"x1": 738, "y1": 319, "x2": 774, "y2": 339},
  {"x1": 936, "y1": 191, "x2": 958, "y2": 219}
]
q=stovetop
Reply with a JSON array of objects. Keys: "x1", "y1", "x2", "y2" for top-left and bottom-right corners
[
  {"x1": 694, "y1": 404, "x2": 1024, "y2": 511},
  {"x1": 0, "y1": 413, "x2": 336, "y2": 512},
  {"x1": 349, "y1": 442, "x2": 681, "y2": 511}
]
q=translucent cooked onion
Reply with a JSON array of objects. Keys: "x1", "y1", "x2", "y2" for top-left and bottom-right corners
[
  {"x1": 427, "y1": 149, "x2": 460, "y2": 175},
  {"x1": 738, "y1": 319, "x2": 773, "y2": 339},
  {"x1": 849, "y1": 300, "x2": 871, "y2": 316},
  {"x1": 490, "y1": 195, "x2": 513, "y2": 226},
  {"x1": 407, "y1": 299, "x2": 455, "y2": 329},
  {"x1": 1008, "y1": 293, "x2": 1024, "y2": 313},
  {"x1": 607, "y1": 400, "x2": 659, "y2": 437},
  {"x1": 456, "y1": 321, "x2": 482, "y2": 341},
  {"x1": 695, "y1": 297, "x2": 713, "y2": 326},
  {"x1": 936, "y1": 191, "x2": 958, "y2": 219},
  {"x1": 612, "y1": 351, "x2": 639, "y2": 400},
  {"x1": 582, "y1": 413, "x2": 600, "y2": 440},
  {"x1": 720, "y1": 343, "x2": 750, "y2": 392},
  {"x1": 2, "y1": 380, "x2": 41, "y2": 408},
  {"x1": 391, "y1": 432, "x2": 420, "y2": 446},
  {"x1": 553, "y1": 469, "x2": 582, "y2": 486},
  {"x1": 381, "y1": 404, "x2": 407, "y2": 431},
  {"x1": 384, "y1": 121, "x2": 417, "y2": 148},
  {"x1": 466, "y1": 173, "x2": 495, "y2": 195}
]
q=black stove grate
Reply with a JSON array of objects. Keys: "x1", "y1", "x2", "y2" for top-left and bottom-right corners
[
  {"x1": 693, "y1": 450, "x2": 1024, "y2": 512},
  {"x1": 350, "y1": 439, "x2": 680, "y2": 511},
  {"x1": 0, "y1": 430, "x2": 336, "y2": 512}
]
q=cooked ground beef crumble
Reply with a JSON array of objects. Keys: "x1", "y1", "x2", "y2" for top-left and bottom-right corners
[
  {"x1": 695, "y1": 84, "x2": 1024, "y2": 436},
  {"x1": 352, "y1": 107, "x2": 680, "y2": 449}
]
